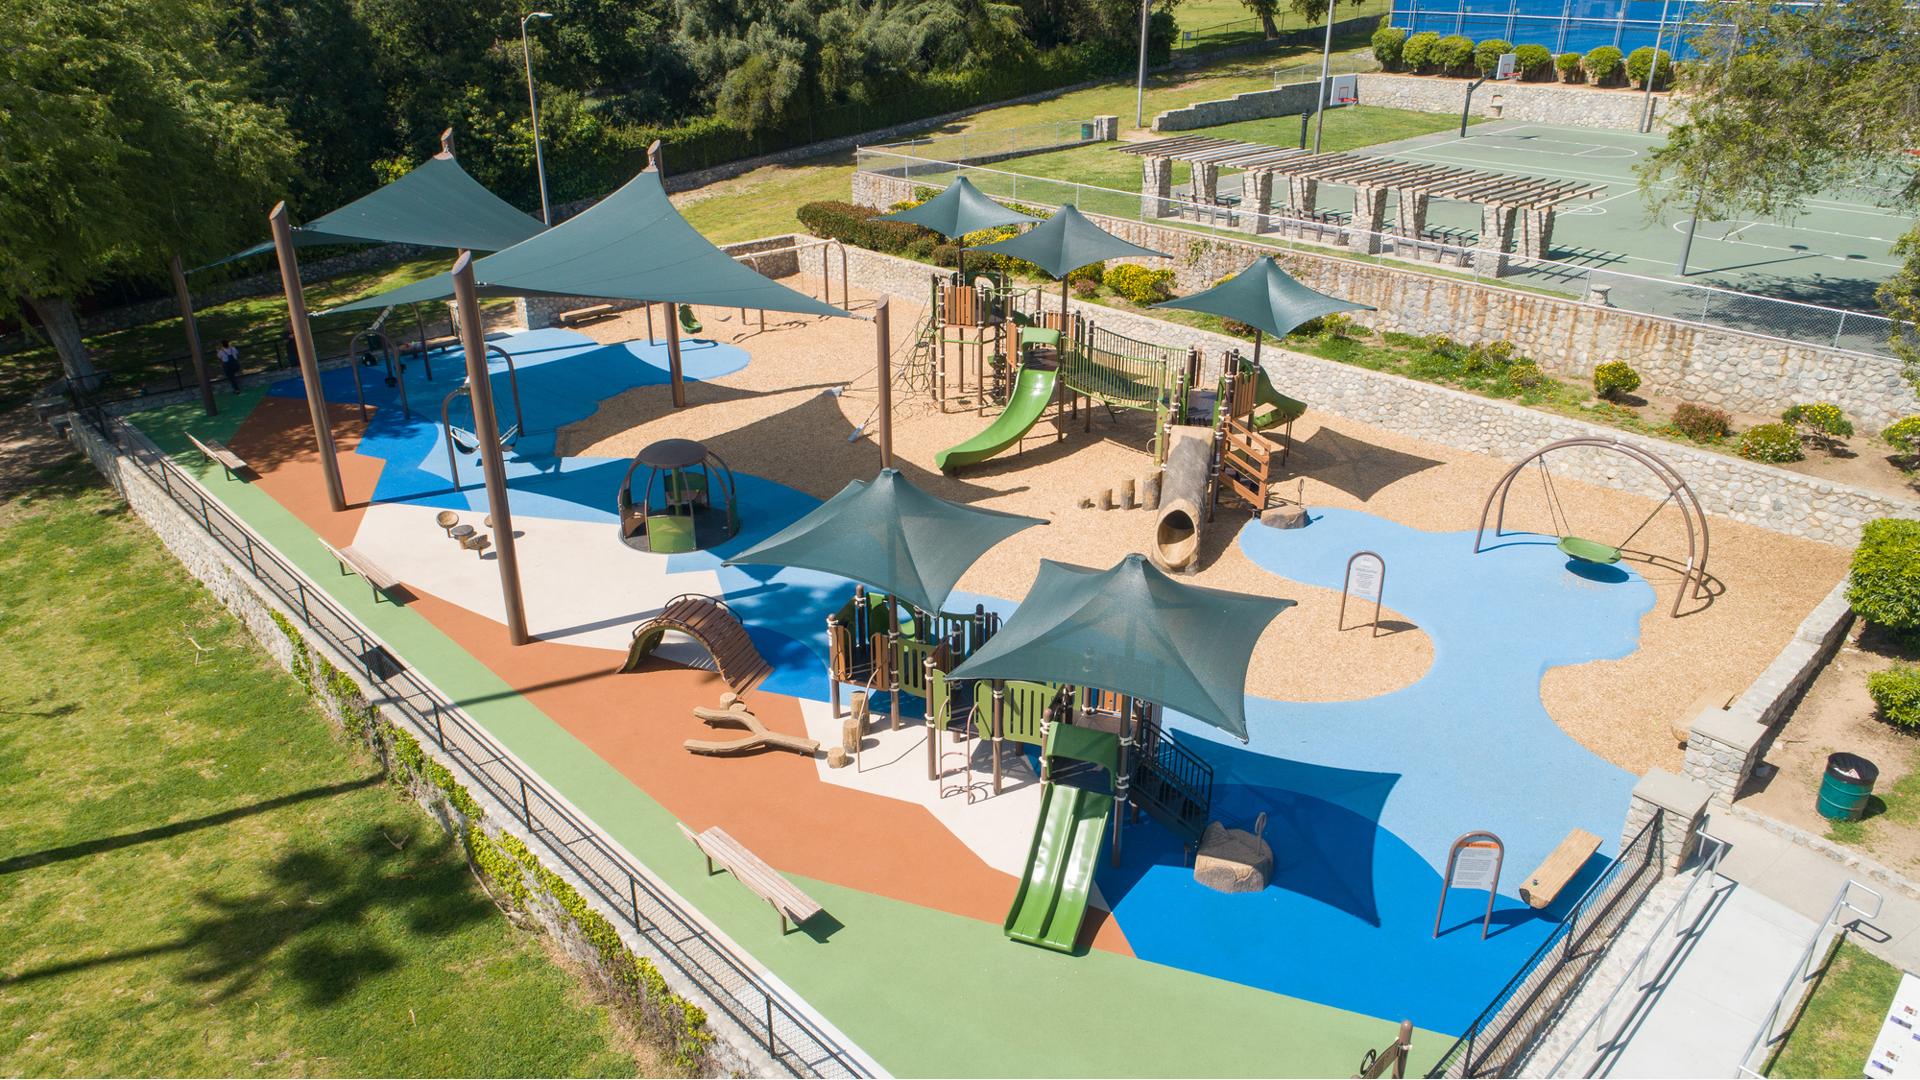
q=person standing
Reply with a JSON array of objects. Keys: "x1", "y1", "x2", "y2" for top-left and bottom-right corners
[{"x1": 216, "y1": 339, "x2": 242, "y2": 393}]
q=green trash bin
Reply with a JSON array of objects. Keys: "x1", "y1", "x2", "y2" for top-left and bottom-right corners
[{"x1": 1817, "y1": 752, "x2": 1879, "y2": 822}]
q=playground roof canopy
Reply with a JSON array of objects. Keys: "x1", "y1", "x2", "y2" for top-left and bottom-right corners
[
  {"x1": 200, "y1": 152, "x2": 544, "y2": 270},
  {"x1": 328, "y1": 169, "x2": 848, "y2": 318},
  {"x1": 966, "y1": 204, "x2": 1169, "y2": 278},
  {"x1": 726, "y1": 468, "x2": 1044, "y2": 616},
  {"x1": 1154, "y1": 255, "x2": 1372, "y2": 339},
  {"x1": 877, "y1": 176, "x2": 1040, "y2": 239},
  {"x1": 948, "y1": 553, "x2": 1292, "y2": 741}
]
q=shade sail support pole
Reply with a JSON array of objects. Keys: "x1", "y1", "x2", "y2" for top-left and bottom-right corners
[
  {"x1": 453, "y1": 252, "x2": 529, "y2": 645},
  {"x1": 270, "y1": 203, "x2": 346, "y2": 512},
  {"x1": 875, "y1": 297, "x2": 894, "y2": 467},
  {"x1": 169, "y1": 252, "x2": 215, "y2": 416},
  {"x1": 665, "y1": 304, "x2": 687, "y2": 409}
]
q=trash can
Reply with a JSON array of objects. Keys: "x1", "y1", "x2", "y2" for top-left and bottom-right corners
[{"x1": 1817, "y1": 752, "x2": 1879, "y2": 822}]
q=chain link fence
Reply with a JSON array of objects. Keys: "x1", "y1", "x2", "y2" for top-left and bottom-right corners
[
  {"x1": 71, "y1": 399, "x2": 872, "y2": 1080},
  {"x1": 854, "y1": 149, "x2": 1911, "y2": 360}
]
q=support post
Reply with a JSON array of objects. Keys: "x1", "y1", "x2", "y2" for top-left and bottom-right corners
[
  {"x1": 1475, "y1": 203, "x2": 1517, "y2": 277},
  {"x1": 874, "y1": 297, "x2": 894, "y2": 467},
  {"x1": 1394, "y1": 190, "x2": 1430, "y2": 254},
  {"x1": 1245, "y1": 170, "x2": 1275, "y2": 234},
  {"x1": 664, "y1": 304, "x2": 687, "y2": 408},
  {"x1": 1141, "y1": 157, "x2": 1173, "y2": 219},
  {"x1": 269, "y1": 203, "x2": 345, "y2": 512},
  {"x1": 1349, "y1": 186, "x2": 1388, "y2": 254},
  {"x1": 453, "y1": 252, "x2": 530, "y2": 646},
  {"x1": 168, "y1": 253, "x2": 215, "y2": 416}
]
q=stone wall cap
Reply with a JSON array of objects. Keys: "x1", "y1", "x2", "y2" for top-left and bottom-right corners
[
  {"x1": 1692, "y1": 706, "x2": 1764, "y2": 749},
  {"x1": 1633, "y1": 768, "x2": 1713, "y2": 818}
]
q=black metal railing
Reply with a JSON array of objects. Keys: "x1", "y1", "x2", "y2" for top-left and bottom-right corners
[
  {"x1": 69, "y1": 398, "x2": 871, "y2": 1079},
  {"x1": 1425, "y1": 813, "x2": 1664, "y2": 1078}
]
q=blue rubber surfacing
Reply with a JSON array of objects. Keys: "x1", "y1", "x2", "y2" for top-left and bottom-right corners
[{"x1": 275, "y1": 328, "x2": 1649, "y2": 1037}]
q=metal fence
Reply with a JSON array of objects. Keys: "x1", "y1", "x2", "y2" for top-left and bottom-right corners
[
  {"x1": 1734, "y1": 878, "x2": 1883, "y2": 1077},
  {"x1": 1388, "y1": 0, "x2": 1715, "y2": 59},
  {"x1": 69, "y1": 398, "x2": 871, "y2": 1080},
  {"x1": 871, "y1": 119, "x2": 1103, "y2": 170},
  {"x1": 1425, "y1": 813, "x2": 1663, "y2": 1078},
  {"x1": 853, "y1": 149, "x2": 1910, "y2": 360}
]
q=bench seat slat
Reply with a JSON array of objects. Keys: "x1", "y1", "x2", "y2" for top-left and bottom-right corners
[{"x1": 679, "y1": 823, "x2": 824, "y2": 927}]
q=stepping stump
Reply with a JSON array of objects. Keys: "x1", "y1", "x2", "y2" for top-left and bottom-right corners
[{"x1": 1194, "y1": 813, "x2": 1272, "y2": 894}]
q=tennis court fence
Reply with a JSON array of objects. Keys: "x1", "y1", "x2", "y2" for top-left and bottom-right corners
[{"x1": 855, "y1": 149, "x2": 1912, "y2": 361}]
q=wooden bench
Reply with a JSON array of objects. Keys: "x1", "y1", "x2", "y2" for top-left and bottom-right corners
[
  {"x1": 677, "y1": 823, "x2": 824, "y2": 933},
  {"x1": 319, "y1": 539, "x2": 404, "y2": 602},
  {"x1": 557, "y1": 303, "x2": 618, "y2": 327},
  {"x1": 1519, "y1": 828, "x2": 1602, "y2": 909},
  {"x1": 186, "y1": 433, "x2": 250, "y2": 481}
]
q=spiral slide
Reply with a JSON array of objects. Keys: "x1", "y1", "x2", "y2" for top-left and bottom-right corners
[{"x1": 934, "y1": 365, "x2": 1057, "y2": 473}]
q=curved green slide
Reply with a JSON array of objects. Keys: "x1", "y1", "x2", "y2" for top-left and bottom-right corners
[
  {"x1": 1004, "y1": 784, "x2": 1113, "y2": 953},
  {"x1": 935, "y1": 365, "x2": 1057, "y2": 473}
]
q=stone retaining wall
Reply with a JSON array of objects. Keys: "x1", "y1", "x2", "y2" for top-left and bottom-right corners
[
  {"x1": 797, "y1": 236, "x2": 1920, "y2": 544},
  {"x1": 1354, "y1": 72, "x2": 1673, "y2": 130},
  {"x1": 1153, "y1": 80, "x2": 1324, "y2": 132},
  {"x1": 850, "y1": 169, "x2": 1919, "y2": 428}
]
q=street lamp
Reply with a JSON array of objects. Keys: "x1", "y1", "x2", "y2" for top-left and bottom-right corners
[
  {"x1": 520, "y1": 11, "x2": 555, "y2": 225},
  {"x1": 1134, "y1": 0, "x2": 1151, "y2": 129}
]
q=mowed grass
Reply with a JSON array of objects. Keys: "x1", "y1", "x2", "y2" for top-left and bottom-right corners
[
  {"x1": 1768, "y1": 940, "x2": 1900, "y2": 1078},
  {"x1": 0, "y1": 456, "x2": 640, "y2": 1077}
]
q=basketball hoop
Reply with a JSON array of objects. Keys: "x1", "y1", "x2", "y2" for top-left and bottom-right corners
[{"x1": 1494, "y1": 51, "x2": 1520, "y2": 80}]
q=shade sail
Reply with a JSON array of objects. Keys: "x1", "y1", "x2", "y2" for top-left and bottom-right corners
[
  {"x1": 966, "y1": 205, "x2": 1168, "y2": 278},
  {"x1": 1153, "y1": 255, "x2": 1372, "y2": 339},
  {"x1": 196, "y1": 152, "x2": 543, "y2": 271},
  {"x1": 876, "y1": 176, "x2": 1039, "y2": 240},
  {"x1": 327, "y1": 169, "x2": 848, "y2": 318},
  {"x1": 947, "y1": 553, "x2": 1292, "y2": 740},
  {"x1": 726, "y1": 468, "x2": 1043, "y2": 615}
]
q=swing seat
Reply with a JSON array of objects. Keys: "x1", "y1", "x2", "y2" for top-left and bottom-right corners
[
  {"x1": 678, "y1": 304, "x2": 703, "y2": 336},
  {"x1": 1558, "y1": 535, "x2": 1622, "y2": 565}
]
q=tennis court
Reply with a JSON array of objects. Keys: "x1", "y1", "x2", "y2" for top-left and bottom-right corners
[{"x1": 1361, "y1": 120, "x2": 1906, "y2": 311}]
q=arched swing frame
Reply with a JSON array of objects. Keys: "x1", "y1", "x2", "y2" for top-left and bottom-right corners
[
  {"x1": 439, "y1": 346, "x2": 525, "y2": 490},
  {"x1": 1474, "y1": 437, "x2": 1711, "y2": 618},
  {"x1": 346, "y1": 329, "x2": 407, "y2": 421}
]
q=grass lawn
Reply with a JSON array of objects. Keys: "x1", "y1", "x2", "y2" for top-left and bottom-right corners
[
  {"x1": 0, "y1": 452, "x2": 645, "y2": 1076},
  {"x1": 1768, "y1": 940, "x2": 1900, "y2": 1078}
]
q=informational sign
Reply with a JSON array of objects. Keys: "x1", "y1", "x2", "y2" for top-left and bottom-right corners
[
  {"x1": 1329, "y1": 73, "x2": 1359, "y2": 106},
  {"x1": 1340, "y1": 550, "x2": 1387, "y2": 635},
  {"x1": 1495, "y1": 51, "x2": 1519, "y2": 79},
  {"x1": 1867, "y1": 972, "x2": 1920, "y2": 1077},
  {"x1": 1434, "y1": 831, "x2": 1504, "y2": 940}
]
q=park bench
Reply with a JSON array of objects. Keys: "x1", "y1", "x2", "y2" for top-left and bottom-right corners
[
  {"x1": 558, "y1": 303, "x2": 618, "y2": 327},
  {"x1": 1518, "y1": 828, "x2": 1602, "y2": 909},
  {"x1": 319, "y1": 539, "x2": 404, "y2": 603},
  {"x1": 677, "y1": 822, "x2": 824, "y2": 934},
  {"x1": 186, "y1": 433, "x2": 250, "y2": 481}
]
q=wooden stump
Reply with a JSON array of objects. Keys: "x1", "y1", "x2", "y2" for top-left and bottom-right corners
[
  {"x1": 1121, "y1": 478, "x2": 1137, "y2": 510},
  {"x1": 827, "y1": 746, "x2": 851, "y2": 769},
  {"x1": 1144, "y1": 472, "x2": 1162, "y2": 511}
]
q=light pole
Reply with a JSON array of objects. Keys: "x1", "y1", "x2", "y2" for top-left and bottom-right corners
[
  {"x1": 1311, "y1": 0, "x2": 1337, "y2": 153},
  {"x1": 520, "y1": 11, "x2": 555, "y2": 225},
  {"x1": 1134, "y1": 0, "x2": 1152, "y2": 129},
  {"x1": 1639, "y1": 0, "x2": 1672, "y2": 133}
]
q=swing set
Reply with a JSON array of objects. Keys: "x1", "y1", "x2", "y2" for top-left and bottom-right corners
[
  {"x1": 1473, "y1": 437, "x2": 1711, "y2": 617},
  {"x1": 439, "y1": 344, "x2": 526, "y2": 490}
]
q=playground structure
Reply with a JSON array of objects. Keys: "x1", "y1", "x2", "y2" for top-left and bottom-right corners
[
  {"x1": 440, "y1": 343, "x2": 525, "y2": 489},
  {"x1": 616, "y1": 439, "x2": 740, "y2": 554},
  {"x1": 1473, "y1": 437, "x2": 1711, "y2": 617},
  {"x1": 824, "y1": 584, "x2": 1003, "y2": 730},
  {"x1": 619, "y1": 593, "x2": 772, "y2": 696}
]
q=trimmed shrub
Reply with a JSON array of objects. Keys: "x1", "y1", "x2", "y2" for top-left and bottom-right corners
[
  {"x1": 1474, "y1": 39, "x2": 1514, "y2": 77},
  {"x1": 1066, "y1": 261, "x2": 1104, "y2": 286},
  {"x1": 1583, "y1": 45, "x2": 1623, "y2": 85},
  {"x1": 1783, "y1": 402, "x2": 1855, "y2": 439},
  {"x1": 1870, "y1": 668, "x2": 1920, "y2": 728},
  {"x1": 1555, "y1": 51, "x2": 1583, "y2": 82},
  {"x1": 1373, "y1": 26, "x2": 1408, "y2": 70},
  {"x1": 1507, "y1": 359, "x2": 1546, "y2": 388},
  {"x1": 797, "y1": 200, "x2": 928, "y2": 254},
  {"x1": 1514, "y1": 43, "x2": 1553, "y2": 79},
  {"x1": 1671, "y1": 402, "x2": 1732, "y2": 441},
  {"x1": 1464, "y1": 338, "x2": 1515, "y2": 373},
  {"x1": 1736, "y1": 422, "x2": 1805, "y2": 463},
  {"x1": 1402, "y1": 31, "x2": 1440, "y2": 72},
  {"x1": 1625, "y1": 45, "x2": 1672, "y2": 89},
  {"x1": 1883, "y1": 415, "x2": 1920, "y2": 455},
  {"x1": 1592, "y1": 360, "x2": 1641, "y2": 400},
  {"x1": 1070, "y1": 277, "x2": 1099, "y2": 298},
  {"x1": 1848, "y1": 518, "x2": 1920, "y2": 631},
  {"x1": 1106, "y1": 264, "x2": 1174, "y2": 305},
  {"x1": 1433, "y1": 35, "x2": 1476, "y2": 75}
]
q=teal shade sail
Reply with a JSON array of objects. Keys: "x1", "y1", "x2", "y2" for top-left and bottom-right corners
[
  {"x1": 326, "y1": 169, "x2": 848, "y2": 318},
  {"x1": 727, "y1": 468, "x2": 1045, "y2": 616},
  {"x1": 876, "y1": 177, "x2": 1040, "y2": 240},
  {"x1": 1153, "y1": 255, "x2": 1372, "y2": 339},
  {"x1": 966, "y1": 205, "x2": 1167, "y2": 278},
  {"x1": 947, "y1": 553, "x2": 1292, "y2": 741}
]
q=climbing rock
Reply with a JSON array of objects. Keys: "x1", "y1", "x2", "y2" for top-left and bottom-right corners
[{"x1": 1194, "y1": 815, "x2": 1272, "y2": 894}]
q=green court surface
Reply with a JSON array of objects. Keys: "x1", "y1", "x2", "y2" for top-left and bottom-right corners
[{"x1": 130, "y1": 397, "x2": 1442, "y2": 1078}]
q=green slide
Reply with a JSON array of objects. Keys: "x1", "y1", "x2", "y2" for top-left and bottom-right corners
[
  {"x1": 935, "y1": 365, "x2": 1057, "y2": 473},
  {"x1": 1247, "y1": 365, "x2": 1306, "y2": 431},
  {"x1": 1004, "y1": 784, "x2": 1113, "y2": 953}
]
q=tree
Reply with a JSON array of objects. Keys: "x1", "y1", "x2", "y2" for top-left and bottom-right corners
[
  {"x1": 1239, "y1": 0, "x2": 1362, "y2": 39},
  {"x1": 1636, "y1": 0, "x2": 1920, "y2": 388},
  {"x1": 0, "y1": 0, "x2": 297, "y2": 387}
]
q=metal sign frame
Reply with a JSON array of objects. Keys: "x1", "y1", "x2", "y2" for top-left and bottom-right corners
[
  {"x1": 1339, "y1": 550, "x2": 1386, "y2": 636},
  {"x1": 1434, "y1": 830, "x2": 1504, "y2": 940}
]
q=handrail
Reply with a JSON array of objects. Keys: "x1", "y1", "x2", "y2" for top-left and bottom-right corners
[
  {"x1": 1734, "y1": 877, "x2": 1883, "y2": 1078},
  {"x1": 1545, "y1": 831, "x2": 1729, "y2": 1077},
  {"x1": 68, "y1": 400, "x2": 873, "y2": 1079}
]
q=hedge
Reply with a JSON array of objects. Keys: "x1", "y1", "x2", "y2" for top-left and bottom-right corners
[{"x1": 1847, "y1": 518, "x2": 1920, "y2": 632}]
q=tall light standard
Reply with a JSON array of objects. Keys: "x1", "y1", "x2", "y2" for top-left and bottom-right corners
[
  {"x1": 1311, "y1": 0, "x2": 1337, "y2": 153},
  {"x1": 1134, "y1": 0, "x2": 1152, "y2": 129},
  {"x1": 520, "y1": 10, "x2": 555, "y2": 225}
]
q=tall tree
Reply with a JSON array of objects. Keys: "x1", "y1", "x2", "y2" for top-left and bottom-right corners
[
  {"x1": 1638, "y1": 0, "x2": 1920, "y2": 385},
  {"x1": 0, "y1": 0, "x2": 297, "y2": 387}
]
